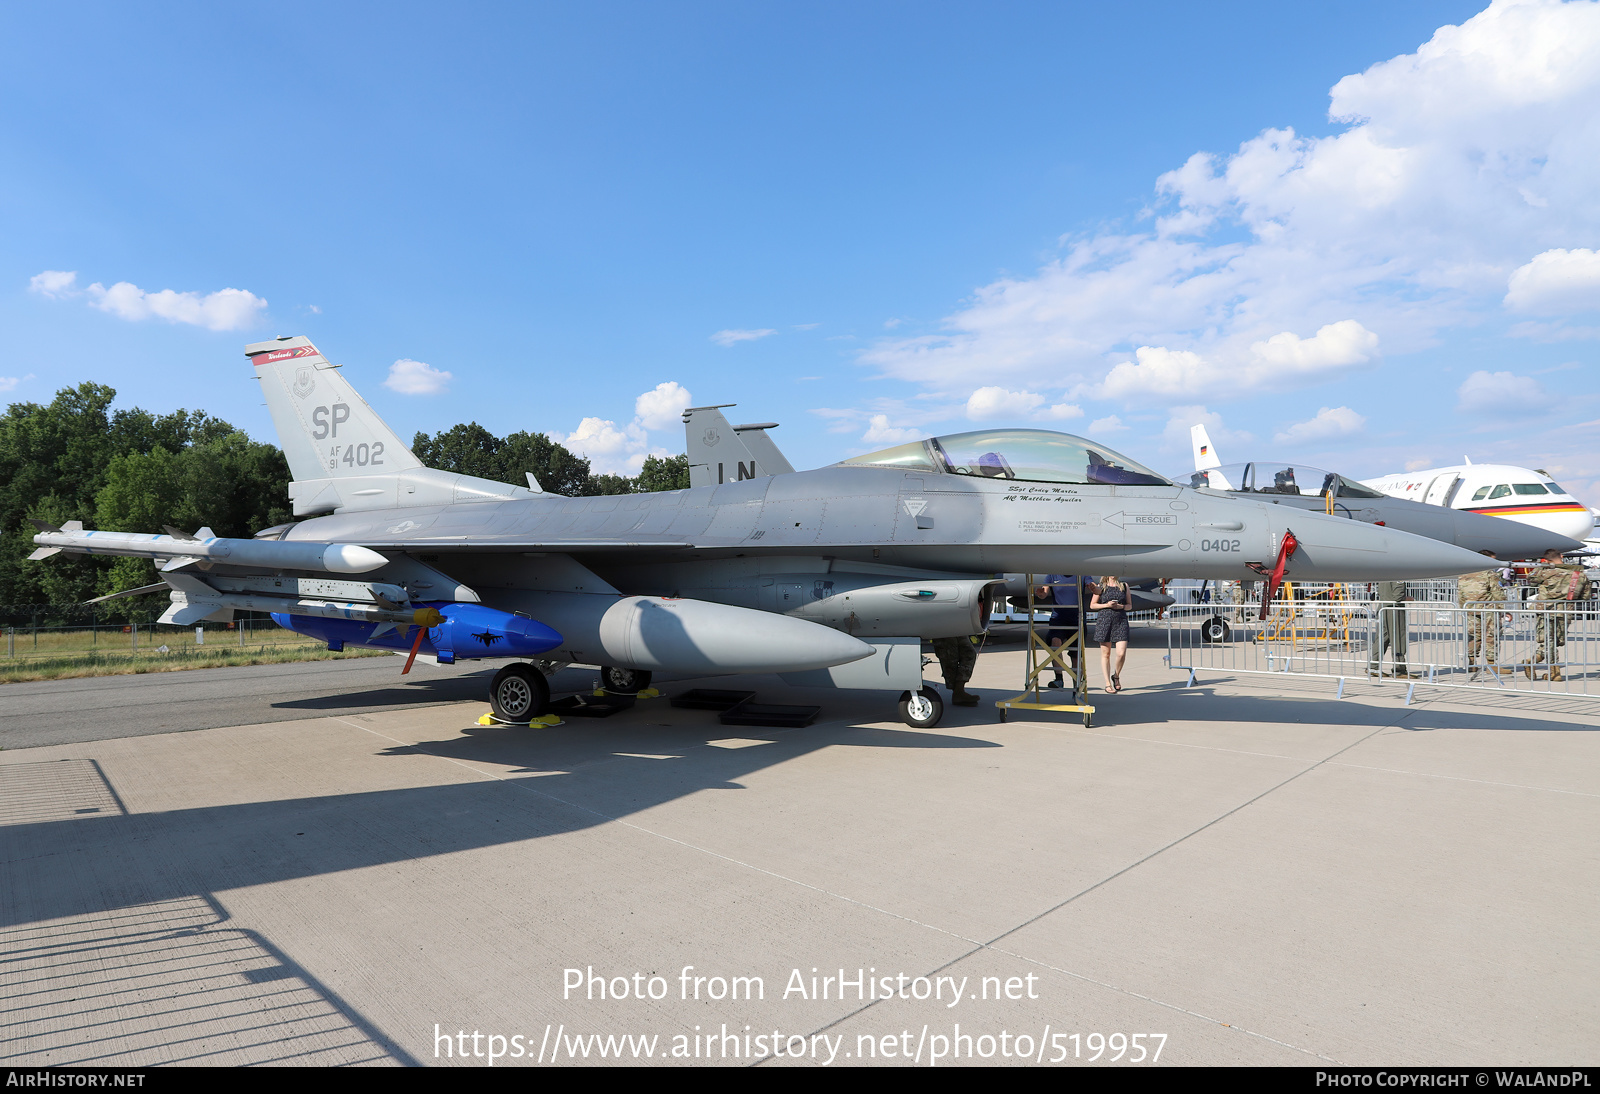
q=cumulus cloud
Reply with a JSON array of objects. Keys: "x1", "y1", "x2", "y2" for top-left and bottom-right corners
[
  {"x1": 861, "y1": 0, "x2": 1600, "y2": 393},
  {"x1": 384, "y1": 359, "x2": 453, "y2": 396},
  {"x1": 710, "y1": 328, "x2": 776, "y2": 347},
  {"x1": 90, "y1": 281, "x2": 267, "y2": 331},
  {"x1": 634, "y1": 381, "x2": 694, "y2": 430},
  {"x1": 1088, "y1": 415, "x2": 1126, "y2": 433},
  {"x1": 964, "y1": 386, "x2": 1083, "y2": 421},
  {"x1": 1505, "y1": 248, "x2": 1600, "y2": 314},
  {"x1": 560, "y1": 416, "x2": 650, "y2": 474},
  {"x1": 30, "y1": 269, "x2": 268, "y2": 330},
  {"x1": 1098, "y1": 321, "x2": 1379, "y2": 401},
  {"x1": 0, "y1": 374, "x2": 35, "y2": 393},
  {"x1": 1456, "y1": 369, "x2": 1547, "y2": 415},
  {"x1": 1272, "y1": 406, "x2": 1367, "y2": 445},
  {"x1": 29, "y1": 270, "x2": 77, "y2": 298},
  {"x1": 862, "y1": 414, "x2": 925, "y2": 446},
  {"x1": 966, "y1": 386, "x2": 1043, "y2": 420},
  {"x1": 559, "y1": 380, "x2": 696, "y2": 474}
]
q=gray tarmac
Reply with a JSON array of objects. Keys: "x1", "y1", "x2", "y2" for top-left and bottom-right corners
[{"x1": 3, "y1": 626, "x2": 1596, "y2": 1067}]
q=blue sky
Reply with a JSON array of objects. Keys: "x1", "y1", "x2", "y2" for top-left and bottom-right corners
[{"x1": 3, "y1": 1, "x2": 1596, "y2": 499}]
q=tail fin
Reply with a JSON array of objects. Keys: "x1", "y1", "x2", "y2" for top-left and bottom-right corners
[
  {"x1": 1191, "y1": 423, "x2": 1222, "y2": 471},
  {"x1": 682, "y1": 404, "x2": 795, "y2": 488},
  {"x1": 246, "y1": 337, "x2": 540, "y2": 516}
]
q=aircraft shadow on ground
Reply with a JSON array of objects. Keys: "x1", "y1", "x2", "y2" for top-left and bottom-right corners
[
  {"x1": 0, "y1": 718, "x2": 998, "y2": 930},
  {"x1": 1095, "y1": 680, "x2": 1600, "y2": 733}
]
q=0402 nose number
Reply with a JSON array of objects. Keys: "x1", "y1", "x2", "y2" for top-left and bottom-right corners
[{"x1": 1200, "y1": 539, "x2": 1242, "y2": 552}]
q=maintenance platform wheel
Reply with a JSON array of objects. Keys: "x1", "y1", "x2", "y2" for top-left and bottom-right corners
[
  {"x1": 898, "y1": 686, "x2": 944, "y2": 729},
  {"x1": 1200, "y1": 615, "x2": 1230, "y2": 643},
  {"x1": 598, "y1": 665, "x2": 652, "y2": 695},
  {"x1": 1083, "y1": 708, "x2": 1093, "y2": 728},
  {"x1": 489, "y1": 663, "x2": 551, "y2": 723}
]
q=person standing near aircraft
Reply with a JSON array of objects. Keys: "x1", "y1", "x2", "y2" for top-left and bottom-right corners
[
  {"x1": 931, "y1": 634, "x2": 982, "y2": 706},
  {"x1": 1035, "y1": 575, "x2": 1097, "y2": 689},
  {"x1": 1090, "y1": 576, "x2": 1131, "y2": 693},
  {"x1": 1368, "y1": 581, "x2": 1414, "y2": 678},
  {"x1": 1527, "y1": 548, "x2": 1593, "y2": 682},
  {"x1": 1457, "y1": 551, "x2": 1506, "y2": 681}
]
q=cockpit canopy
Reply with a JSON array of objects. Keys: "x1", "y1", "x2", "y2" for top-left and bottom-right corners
[
  {"x1": 839, "y1": 429, "x2": 1171, "y2": 486},
  {"x1": 1186, "y1": 461, "x2": 1386, "y2": 499}
]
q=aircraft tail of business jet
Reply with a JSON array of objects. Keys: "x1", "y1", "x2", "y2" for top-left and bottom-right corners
[{"x1": 248, "y1": 336, "x2": 544, "y2": 517}]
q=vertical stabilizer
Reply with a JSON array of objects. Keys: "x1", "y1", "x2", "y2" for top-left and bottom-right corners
[
  {"x1": 246, "y1": 337, "x2": 540, "y2": 516},
  {"x1": 683, "y1": 405, "x2": 795, "y2": 488},
  {"x1": 247, "y1": 337, "x2": 421, "y2": 482},
  {"x1": 1191, "y1": 424, "x2": 1222, "y2": 471}
]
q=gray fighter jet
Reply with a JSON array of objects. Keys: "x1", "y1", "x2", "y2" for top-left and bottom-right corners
[
  {"x1": 30, "y1": 337, "x2": 1495, "y2": 728},
  {"x1": 1185, "y1": 425, "x2": 1582, "y2": 561}
]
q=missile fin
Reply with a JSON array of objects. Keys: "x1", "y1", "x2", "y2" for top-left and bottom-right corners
[
  {"x1": 161, "y1": 557, "x2": 204, "y2": 572},
  {"x1": 61, "y1": 521, "x2": 83, "y2": 532},
  {"x1": 27, "y1": 547, "x2": 61, "y2": 560},
  {"x1": 29, "y1": 519, "x2": 61, "y2": 533},
  {"x1": 162, "y1": 525, "x2": 198, "y2": 541},
  {"x1": 84, "y1": 582, "x2": 170, "y2": 603}
]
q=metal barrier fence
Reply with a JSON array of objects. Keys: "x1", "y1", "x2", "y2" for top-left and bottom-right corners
[
  {"x1": 1164, "y1": 598, "x2": 1598, "y2": 702},
  {"x1": 2, "y1": 616, "x2": 315, "y2": 666}
]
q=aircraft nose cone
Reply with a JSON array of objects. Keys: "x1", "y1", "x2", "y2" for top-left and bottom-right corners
[
  {"x1": 1289, "y1": 516, "x2": 1502, "y2": 580},
  {"x1": 1448, "y1": 512, "x2": 1584, "y2": 560}
]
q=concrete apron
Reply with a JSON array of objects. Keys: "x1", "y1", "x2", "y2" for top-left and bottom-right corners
[{"x1": 2, "y1": 640, "x2": 1596, "y2": 1067}]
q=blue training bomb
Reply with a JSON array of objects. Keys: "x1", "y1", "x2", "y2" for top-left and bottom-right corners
[{"x1": 272, "y1": 601, "x2": 563, "y2": 664}]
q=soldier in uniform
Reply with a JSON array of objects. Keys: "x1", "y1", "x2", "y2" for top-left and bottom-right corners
[
  {"x1": 1527, "y1": 549, "x2": 1593, "y2": 682},
  {"x1": 1367, "y1": 580, "x2": 1413, "y2": 678},
  {"x1": 931, "y1": 634, "x2": 981, "y2": 706},
  {"x1": 1456, "y1": 550, "x2": 1506, "y2": 680}
]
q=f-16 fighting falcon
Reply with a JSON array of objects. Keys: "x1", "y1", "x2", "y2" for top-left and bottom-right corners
[{"x1": 29, "y1": 337, "x2": 1495, "y2": 728}]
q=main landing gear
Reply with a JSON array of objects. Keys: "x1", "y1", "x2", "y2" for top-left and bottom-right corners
[{"x1": 489, "y1": 663, "x2": 551, "y2": 723}]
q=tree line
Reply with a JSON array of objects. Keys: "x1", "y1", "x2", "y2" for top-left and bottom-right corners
[{"x1": 1, "y1": 383, "x2": 690, "y2": 619}]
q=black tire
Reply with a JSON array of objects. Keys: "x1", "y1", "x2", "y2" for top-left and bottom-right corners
[
  {"x1": 1201, "y1": 616, "x2": 1230, "y2": 643},
  {"x1": 898, "y1": 686, "x2": 944, "y2": 728},
  {"x1": 490, "y1": 663, "x2": 550, "y2": 723},
  {"x1": 598, "y1": 665, "x2": 652, "y2": 695},
  {"x1": 1083, "y1": 709, "x2": 1093, "y2": 728}
]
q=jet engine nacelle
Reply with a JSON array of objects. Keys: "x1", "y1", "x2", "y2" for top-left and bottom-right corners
[
  {"x1": 757, "y1": 573, "x2": 1005, "y2": 639},
  {"x1": 495, "y1": 591, "x2": 874, "y2": 674}
]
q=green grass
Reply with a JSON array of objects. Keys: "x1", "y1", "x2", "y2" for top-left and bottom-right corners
[{"x1": 1, "y1": 625, "x2": 389, "y2": 683}]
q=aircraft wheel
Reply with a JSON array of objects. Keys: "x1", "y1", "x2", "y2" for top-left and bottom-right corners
[
  {"x1": 599, "y1": 665, "x2": 652, "y2": 695},
  {"x1": 490, "y1": 663, "x2": 550, "y2": 723},
  {"x1": 1201, "y1": 616, "x2": 1230, "y2": 643},
  {"x1": 898, "y1": 686, "x2": 944, "y2": 729}
]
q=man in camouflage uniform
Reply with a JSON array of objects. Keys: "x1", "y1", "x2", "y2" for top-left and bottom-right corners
[
  {"x1": 1527, "y1": 549, "x2": 1593, "y2": 682},
  {"x1": 1367, "y1": 580, "x2": 1413, "y2": 678},
  {"x1": 1456, "y1": 551, "x2": 1505, "y2": 680},
  {"x1": 931, "y1": 634, "x2": 981, "y2": 706}
]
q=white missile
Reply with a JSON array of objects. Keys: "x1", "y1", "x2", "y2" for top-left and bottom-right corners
[{"x1": 28, "y1": 521, "x2": 388, "y2": 574}]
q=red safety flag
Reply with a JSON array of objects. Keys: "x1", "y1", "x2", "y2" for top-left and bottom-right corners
[{"x1": 1258, "y1": 529, "x2": 1299, "y2": 620}]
